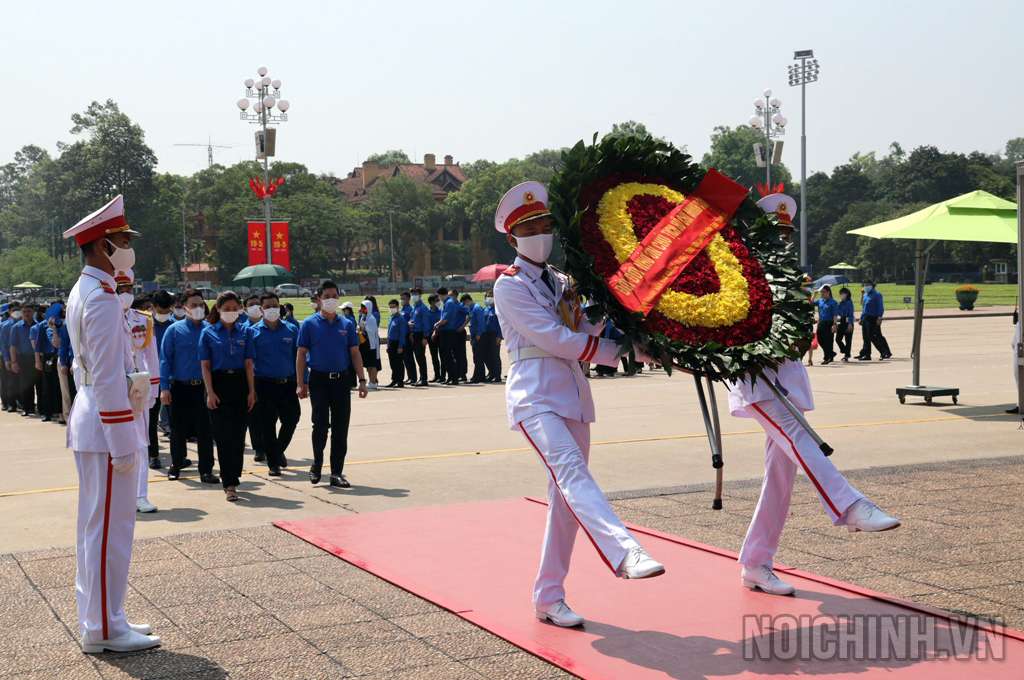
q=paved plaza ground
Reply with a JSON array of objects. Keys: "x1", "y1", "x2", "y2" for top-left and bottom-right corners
[{"x1": 1, "y1": 310, "x2": 1022, "y2": 677}]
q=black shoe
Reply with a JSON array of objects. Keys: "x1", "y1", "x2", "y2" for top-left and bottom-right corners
[
  {"x1": 181, "y1": 458, "x2": 193, "y2": 469},
  {"x1": 187, "y1": 436, "x2": 197, "y2": 443},
  {"x1": 430, "y1": 377, "x2": 441, "y2": 383},
  {"x1": 415, "y1": 379, "x2": 428, "y2": 387},
  {"x1": 1006, "y1": 406, "x2": 1020, "y2": 414},
  {"x1": 821, "y1": 359, "x2": 830, "y2": 365},
  {"x1": 856, "y1": 356, "x2": 871, "y2": 361},
  {"x1": 309, "y1": 467, "x2": 322, "y2": 484},
  {"x1": 20, "y1": 410, "x2": 29, "y2": 417},
  {"x1": 880, "y1": 353, "x2": 892, "y2": 359},
  {"x1": 254, "y1": 451, "x2": 266, "y2": 463},
  {"x1": 395, "y1": 382, "x2": 406, "y2": 388},
  {"x1": 279, "y1": 455, "x2": 288, "y2": 468},
  {"x1": 330, "y1": 474, "x2": 351, "y2": 488},
  {"x1": 404, "y1": 379, "x2": 415, "y2": 385},
  {"x1": 148, "y1": 458, "x2": 162, "y2": 470},
  {"x1": 167, "y1": 466, "x2": 180, "y2": 480},
  {"x1": 268, "y1": 466, "x2": 281, "y2": 476},
  {"x1": 41, "y1": 415, "x2": 52, "y2": 422},
  {"x1": 200, "y1": 473, "x2": 220, "y2": 484}
]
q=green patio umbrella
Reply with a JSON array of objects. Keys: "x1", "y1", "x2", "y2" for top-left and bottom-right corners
[
  {"x1": 13, "y1": 282, "x2": 42, "y2": 288},
  {"x1": 848, "y1": 190, "x2": 1017, "y2": 405},
  {"x1": 828, "y1": 262, "x2": 859, "y2": 270},
  {"x1": 232, "y1": 264, "x2": 293, "y2": 291}
]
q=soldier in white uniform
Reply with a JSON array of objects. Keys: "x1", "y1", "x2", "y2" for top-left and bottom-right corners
[
  {"x1": 727, "y1": 192, "x2": 901, "y2": 596},
  {"x1": 63, "y1": 195, "x2": 161, "y2": 653},
  {"x1": 492, "y1": 182, "x2": 665, "y2": 629},
  {"x1": 116, "y1": 269, "x2": 160, "y2": 513}
]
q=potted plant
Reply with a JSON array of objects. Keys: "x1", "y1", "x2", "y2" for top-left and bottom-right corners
[{"x1": 955, "y1": 285, "x2": 980, "y2": 310}]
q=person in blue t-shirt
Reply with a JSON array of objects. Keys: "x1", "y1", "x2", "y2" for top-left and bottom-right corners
[
  {"x1": 398, "y1": 291, "x2": 417, "y2": 385},
  {"x1": 385, "y1": 299, "x2": 407, "y2": 388},
  {"x1": 427, "y1": 294, "x2": 444, "y2": 382},
  {"x1": 297, "y1": 281, "x2": 368, "y2": 488},
  {"x1": 433, "y1": 287, "x2": 460, "y2": 385},
  {"x1": 36, "y1": 312, "x2": 62, "y2": 421},
  {"x1": 0, "y1": 302, "x2": 16, "y2": 411},
  {"x1": 857, "y1": 279, "x2": 891, "y2": 361},
  {"x1": 814, "y1": 285, "x2": 841, "y2": 365},
  {"x1": 246, "y1": 292, "x2": 299, "y2": 477},
  {"x1": 199, "y1": 291, "x2": 255, "y2": 501},
  {"x1": 481, "y1": 291, "x2": 504, "y2": 383},
  {"x1": 10, "y1": 302, "x2": 40, "y2": 415},
  {"x1": 461, "y1": 293, "x2": 487, "y2": 383},
  {"x1": 407, "y1": 288, "x2": 430, "y2": 387},
  {"x1": 836, "y1": 287, "x2": 855, "y2": 362},
  {"x1": 238, "y1": 293, "x2": 266, "y2": 463},
  {"x1": 451, "y1": 289, "x2": 470, "y2": 382}
]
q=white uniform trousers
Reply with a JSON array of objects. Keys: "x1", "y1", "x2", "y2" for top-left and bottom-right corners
[
  {"x1": 136, "y1": 409, "x2": 150, "y2": 499},
  {"x1": 519, "y1": 412, "x2": 639, "y2": 606},
  {"x1": 737, "y1": 398, "x2": 863, "y2": 569},
  {"x1": 74, "y1": 450, "x2": 137, "y2": 641}
]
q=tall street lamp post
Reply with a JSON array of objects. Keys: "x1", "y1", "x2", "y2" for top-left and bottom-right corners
[
  {"x1": 236, "y1": 66, "x2": 290, "y2": 265},
  {"x1": 748, "y1": 89, "x2": 787, "y2": 187},
  {"x1": 788, "y1": 50, "x2": 819, "y2": 271}
]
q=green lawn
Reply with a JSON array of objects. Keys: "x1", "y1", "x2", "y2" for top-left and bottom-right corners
[
  {"x1": 286, "y1": 296, "x2": 400, "y2": 323},
  {"x1": 874, "y1": 283, "x2": 1018, "y2": 309}
]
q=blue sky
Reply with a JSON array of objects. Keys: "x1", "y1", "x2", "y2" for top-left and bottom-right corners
[{"x1": 6, "y1": 0, "x2": 1022, "y2": 179}]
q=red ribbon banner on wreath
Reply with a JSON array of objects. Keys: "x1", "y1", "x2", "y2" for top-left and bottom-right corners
[
  {"x1": 604, "y1": 168, "x2": 750, "y2": 316},
  {"x1": 247, "y1": 222, "x2": 265, "y2": 266}
]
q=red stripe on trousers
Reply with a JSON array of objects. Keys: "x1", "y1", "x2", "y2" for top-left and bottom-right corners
[
  {"x1": 519, "y1": 422, "x2": 616, "y2": 573},
  {"x1": 751, "y1": 403, "x2": 841, "y2": 517},
  {"x1": 100, "y1": 456, "x2": 113, "y2": 640}
]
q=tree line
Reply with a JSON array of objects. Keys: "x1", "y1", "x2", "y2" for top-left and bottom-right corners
[{"x1": 1, "y1": 104, "x2": 1019, "y2": 292}]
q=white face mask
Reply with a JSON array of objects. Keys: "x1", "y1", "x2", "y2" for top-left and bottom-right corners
[
  {"x1": 310, "y1": 302, "x2": 319, "y2": 311},
  {"x1": 320, "y1": 298, "x2": 340, "y2": 313},
  {"x1": 516, "y1": 233, "x2": 553, "y2": 263},
  {"x1": 118, "y1": 292, "x2": 133, "y2": 311},
  {"x1": 154, "y1": 312, "x2": 170, "y2": 323},
  {"x1": 220, "y1": 310, "x2": 240, "y2": 324},
  {"x1": 411, "y1": 295, "x2": 420, "y2": 303},
  {"x1": 485, "y1": 297, "x2": 494, "y2": 306},
  {"x1": 263, "y1": 307, "x2": 281, "y2": 322},
  {"x1": 186, "y1": 306, "x2": 205, "y2": 321},
  {"x1": 389, "y1": 307, "x2": 399, "y2": 316},
  {"x1": 173, "y1": 308, "x2": 186, "y2": 319},
  {"x1": 247, "y1": 305, "x2": 262, "y2": 319},
  {"x1": 104, "y1": 239, "x2": 136, "y2": 271},
  {"x1": 11, "y1": 310, "x2": 21, "y2": 320}
]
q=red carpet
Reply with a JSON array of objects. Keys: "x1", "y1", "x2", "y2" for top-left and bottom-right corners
[{"x1": 276, "y1": 498, "x2": 1023, "y2": 679}]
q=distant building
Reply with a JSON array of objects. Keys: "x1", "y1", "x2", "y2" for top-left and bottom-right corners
[{"x1": 333, "y1": 154, "x2": 489, "y2": 278}]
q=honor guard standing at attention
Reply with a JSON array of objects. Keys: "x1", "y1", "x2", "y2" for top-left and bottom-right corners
[
  {"x1": 63, "y1": 195, "x2": 160, "y2": 653},
  {"x1": 728, "y1": 193, "x2": 900, "y2": 597},
  {"x1": 492, "y1": 182, "x2": 665, "y2": 629},
  {"x1": 117, "y1": 270, "x2": 160, "y2": 513}
]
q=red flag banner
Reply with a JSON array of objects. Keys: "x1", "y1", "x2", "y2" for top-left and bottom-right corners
[
  {"x1": 270, "y1": 221, "x2": 289, "y2": 270},
  {"x1": 247, "y1": 222, "x2": 265, "y2": 265}
]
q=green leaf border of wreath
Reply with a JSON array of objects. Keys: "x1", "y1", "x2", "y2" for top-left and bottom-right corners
[{"x1": 548, "y1": 132, "x2": 812, "y2": 382}]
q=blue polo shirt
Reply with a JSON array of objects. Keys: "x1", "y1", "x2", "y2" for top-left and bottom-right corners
[
  {"x1": 153, "y1": 318, "x2": 174, "y2": 358},
  {"x1": 401, "y1": 302, "x2": 413, "y2": 328},
  {"x1": 11, "y1": 320, "x2": 36, "y2": 355},
  {"x1": 298, "y1": 312, "x2": 358, "y2": 373},
  {"x1": 467, "y1": 303, "x2": 485, "y2": 335},
  {"x1": 199, "y1": 321, "x2": 251, "y2": 372},
  {"x1": 837, "y1": 298, "x2": 854, "y2": 325},
  {"x1": 410, "y1": 301, "x2": 431, "y2": 334},
  {"x1": 454, "y1": 301, "x2": 470, "y2": 331},
  {"x1": 246, "y1": 319, "x2": 298, "y2": 379},
  {"x1": 0, "y1": 319, "x2": 13, "y2": 360},
  {"x1": 861, "y1": 290, "x2": 884, "y2": 318},
  {"x1": 387, "y1": 313, "x2": 406, "y2": 347},
  {"x1": 58, "y1": 323, "x2": 74, "y2": 367},
  {"x1": 816, "y1": 297, "x2": 840, "y2": 322},
  {"x1": 38, "y1": 322, "x2": 58, "y2": 356},
  {"x1": 439, "y1": 297, "x2": 458, "y2": 331},
  {"x1": 483, "y1": 304, "x2": 502, "y2": 337},
  {"x1": 429, "y1": 305, "x2": 441, "y2": 328},
  {"x1": 160, "y1": 319, "x2": 208, "y2": 389}
]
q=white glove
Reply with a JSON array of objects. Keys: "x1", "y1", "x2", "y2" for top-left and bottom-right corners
[{"x1": 111, "y1": 454, "x2": 137, "y2": 474}]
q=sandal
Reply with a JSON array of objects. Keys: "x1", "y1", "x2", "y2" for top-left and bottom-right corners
[{"x1": 225, "y1": 488, "x2": 239, "y2": 502}]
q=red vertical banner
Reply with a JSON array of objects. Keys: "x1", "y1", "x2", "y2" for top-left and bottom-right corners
[
  {"x1": 247, "y1": 222, "x2": 265, "y2": 266},
  {"x1": 270, "y1": 221, "x2": 289, "y2": 270}
]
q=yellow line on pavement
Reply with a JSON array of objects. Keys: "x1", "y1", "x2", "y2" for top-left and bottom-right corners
[{"x1": 0, "y1": 413, "x2": 1006, "y2": 498}]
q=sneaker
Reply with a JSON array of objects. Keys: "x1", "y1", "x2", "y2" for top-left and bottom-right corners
[
  {"x1": 741, "y1": 564, "x2": 795, "y2": 595},
  {"x1": 367, "y1": 382, "x2": 378, "y2": 390},
  {"x1": 844, "y1": 498, "x2": 900, "y2": 533},
  {"x1": 617, "y1": 546, "x2": 665, "y2": 579}
]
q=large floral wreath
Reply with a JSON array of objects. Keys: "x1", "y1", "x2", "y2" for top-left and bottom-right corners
[{"x1": 548, "y1": 134, "x2": 811, "y2": 381}]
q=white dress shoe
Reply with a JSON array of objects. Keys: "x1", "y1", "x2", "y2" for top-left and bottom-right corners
[
  {"x1": 136, "y1": 497, "x2": 157, "y2": 513},
  {"x1": 82, "y1": 630, "x2": 161, "y2": 654},
  {"x1": 742, "y1": 564, "x2": 795, "y2": 595},
  {"x1": 535, "y1": 599, "x2": 584, "y2": 627},
  {"x1": 129, "y1": 623, "x2": 152, "y2": 635},
  {"x1": 844, "y1": 498, "x2": 900, "y2": 533},
  {"x1": 617, "y1": 546, "x2": 665, "y2": 579}
]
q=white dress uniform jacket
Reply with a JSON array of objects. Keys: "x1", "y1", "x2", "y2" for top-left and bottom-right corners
[
  {"x1": 493, "y1": 256, "x2": 621, "y2": 430},
  {"x1": 126, "y1": 309, "x2": 160, "y2": 407},
  {"x1": 66, "y1": 266, "x2": 148, "y2": 456}
]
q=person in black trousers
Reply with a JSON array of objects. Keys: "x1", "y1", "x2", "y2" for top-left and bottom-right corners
[
  {"x1": 246, "y1": 292, "x2": 300, "y2": 476},
  {"x1": 10, "y1": 302, "x2": 39, "y2": 415},
  {"x1": 160, "y1": 289, "x2": 218, "y2": 484},
  {"x1": 385, "y1": 299, "x2": 407, "y2": 388},
  {"x1": 433, "y1": 287, "x2": 460, "y2": 385},
  {"x1": 199, "y1": 291, "x2": 256, "y2": 502},
  {"x1": 835, "y1": 287, "x2": 855, "y2": 362},
  {"x1": 451, "y1": 288, "x2": 470, "y2": 382},
  {"x1": 407, "y1": 288, "x2": 430, "y2": 387},
  {"x1": 857, "y1": 280, "x2": 891, "y2": 360},
  {"x1": 398, "y1": 291, "x2": 417, "y2": 384},
  {"x1": 814, "y1": 285, "x2": 840, "y2": 364},
  {"x1": 296, "y1": 281, "x2": 369, "y2": 488},
  {"x1": 427, "y1": 294, "x2": 444, "y2": 382}
]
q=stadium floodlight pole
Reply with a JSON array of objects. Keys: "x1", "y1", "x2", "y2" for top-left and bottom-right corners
[
  {"x1": 789, "y1": 50, "x2": 819, "y2": 271},
  {"x1": 237, "y1": 67, "x2": 290, "y2": 265}
]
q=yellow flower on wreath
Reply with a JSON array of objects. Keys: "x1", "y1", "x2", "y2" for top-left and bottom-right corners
[{"x1": 596, "y1": 183, "x2": 750, "y2": 328}]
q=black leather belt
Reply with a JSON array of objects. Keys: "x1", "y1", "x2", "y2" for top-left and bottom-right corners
[
  {"x1": 171, "y1": 380, "x2": 203, "y2": 386},
  {"x1": 311, "y1": 369, "x2": 345, "y2": 380},
  {"x1": 257, "y1": 376, "x2": 295, "y2": 384},
  {"x1": 213, "y1": 369, "x2": 242, "y2": 376}
]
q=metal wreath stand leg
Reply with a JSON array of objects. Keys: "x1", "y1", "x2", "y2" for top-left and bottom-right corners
[{"x1": 754, "y1": 367, "x2": 834, "y2": 457}]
